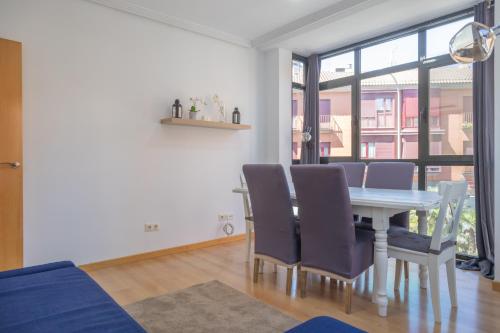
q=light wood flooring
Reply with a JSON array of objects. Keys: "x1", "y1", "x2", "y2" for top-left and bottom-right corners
[{"x1": 87, "y1": 240, "x2": 500, "y2": 333}]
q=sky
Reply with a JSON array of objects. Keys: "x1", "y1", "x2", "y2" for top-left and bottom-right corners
[{"x1": 320, "y1": 17, "x2": 473, "y2": 75}]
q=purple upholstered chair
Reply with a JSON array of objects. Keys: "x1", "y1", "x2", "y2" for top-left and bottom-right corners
[
  {"x1": 328, "y1": 162, "x2": 366, "y2": 187},
  {"x1": 290, "y1": 165, "x2": 374, "y2": 313},
  {"x1": 242, "y1": 164, "x2": 300, "y2": 295},
  {"x1": 360, "y1": 161, "x2": 415, "y2": 286}
]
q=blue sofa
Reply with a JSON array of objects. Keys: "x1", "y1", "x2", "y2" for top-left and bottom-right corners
[{"x1": 0, "y1": 261, "x2": 146, "y2": 333}]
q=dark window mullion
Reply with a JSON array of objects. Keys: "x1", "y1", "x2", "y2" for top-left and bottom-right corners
[
  {"x1": 418, "y1": 30, "x2": 428, "y2": 190},
  {"x1": 292, "y1": 83, "x2": 305, "y2": 90},
  {"x1": 319, "y1": 76, "x2": 355, "y2": 90},
  {"x1": 359, "y1": 61, "x2": 420, "y2": 80},
  {"x1": 353, "y1": 48, "x2": 361, "y2": 161}
]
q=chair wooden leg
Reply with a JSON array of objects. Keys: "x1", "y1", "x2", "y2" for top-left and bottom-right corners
[
  {"x1": 253, "y1": 258, "x2": 260, "y2": 283},
  {"x1": 446, "y1": 257, "x2": 457, "y2": 307},
  {"x1": 330, "y1": 278, "x2": 337, "y2": 289},
  {"x1": 320, "y1": 275, "x2": 326, "y2": 285},
  {"x1": 428, "y1": 256, "x2": 441, "y2": 323},
  {"x1": 245, "y1": 221, "x2": 252, "y2": 263},
  {"x1": 286, "y1": 268, "x2": 293, "y2": 295},
  {"x1": 299, "y1": 270, "x2": 307, "y2": 298},
  {"x1": 404, "y1": 261, "x2": 409, "y2": 280},
  {"x1": 394, "y1": 259, "x2": 402, "y2": 290},
  {"x1": 345, "y1": 283, "x2": 353, "y2": 314}
]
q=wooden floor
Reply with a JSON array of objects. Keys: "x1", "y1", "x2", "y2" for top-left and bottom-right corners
[{"x1": 87, "y1": 240, "x2": 500, "y2": 333}]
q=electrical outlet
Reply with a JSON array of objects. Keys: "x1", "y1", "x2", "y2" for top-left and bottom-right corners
[
  {"x1": 217, "y1": 213, "x2": 234, "y2": 222},
  {"x1": 144, "y1": 224, "x2": 159, "y2": 232}
]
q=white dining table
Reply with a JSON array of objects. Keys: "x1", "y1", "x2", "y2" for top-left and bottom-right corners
[{"x1": 232, "y1": 185, "x2": 442, "y2": 317}]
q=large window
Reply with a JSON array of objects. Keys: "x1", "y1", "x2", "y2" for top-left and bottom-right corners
[
  {"x1": 292, "y1": 56, "x2": 306, "y2": 161},
  {"x1": 318, "y1": 86, "x2": 352, "y2": 157},
  {"x1": 320, "y1": 52, "x2": 355, "y2": 82},
  {"x1": 360, "y1": 69, "x2": 419, "y2": 159},
  {"x1": 361, "y1": 34, "x2": 418, "y2": 73},
  {"x1": 292, "y1": 88, "x2": 304, "y2": 160},
  {"x1": 292, "y1": 10, "x2": 476, "y2": 257},
  {"x1": 429, "y1": 63, "x2": 473, "y2": 156}
]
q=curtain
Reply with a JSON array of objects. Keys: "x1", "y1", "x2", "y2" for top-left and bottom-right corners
[
  {"x1": 459, "y1": 1, "x2": 495, "y2": 279},
  {"x1": 300, "y1": 54, "x2": 320, "y2": 164}
]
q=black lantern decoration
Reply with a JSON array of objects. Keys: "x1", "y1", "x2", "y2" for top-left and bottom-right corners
[
  {"x1": 172, "y1": 99, "x2": 183, "y2": 118},
  {"x1": 232, "y1": 107, "x2": 241, "y2": 124}
]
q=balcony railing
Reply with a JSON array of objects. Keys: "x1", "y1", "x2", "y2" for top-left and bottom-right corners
[
  {"x1": 293, "y1": 115, "x2": 343, "y2": 146},
  {"x1": 320, "y1": 115, "x2": 343, "y2": 137}
]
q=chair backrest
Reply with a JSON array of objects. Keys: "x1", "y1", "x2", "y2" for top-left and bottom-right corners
[
  {"x1": 365, "y1": 162, "x2": 415, "y2": 228},
  {"x1": 365, "y1": 162, "x2": 415, "y2": 190},
  {"x1": 239, "y1": 174, "x2": 252, "y2": 220},
  {"x1": 242, "y1": 164, "x2": 300, "y2": 264},
  {"x1": 328, "y1": 162, "x2": 366, "y2": 187},
  {"x1": 429, "y1": 181, "x2": 467, "y2": 252},
  {"x1": 290, "y1": 165, "x2": 355, "y2": 276}
]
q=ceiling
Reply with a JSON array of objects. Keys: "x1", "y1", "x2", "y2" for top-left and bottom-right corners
[
  {"x1": 115, "y1": 0, "x2": 341, "y2": 40},
  {"x1": 88, "y1": 0, "x2": 479, "y2": 55}
]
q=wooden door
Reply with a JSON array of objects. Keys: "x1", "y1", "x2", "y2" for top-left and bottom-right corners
[{"x1": 0, "y1": 38, "x2": 23, "y2": 271}]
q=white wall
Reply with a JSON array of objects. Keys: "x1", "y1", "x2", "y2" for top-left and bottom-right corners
[
  {"x1": 0, "y1": 0, "x2": 266, "y2": 265},
  {"x1": 262, "y1": 48, "x2": 292, "y2": 174},
  {"x1": 495, "y1": 2, "x2": 500, "y2": 283}
]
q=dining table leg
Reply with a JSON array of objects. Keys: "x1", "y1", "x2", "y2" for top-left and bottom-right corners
[
  {"x1": 417, "y1": 210, "x2": 428, "y2": 289},
  {"x1": 372, "y1": 210, "x2": 389, "y2": 317}
]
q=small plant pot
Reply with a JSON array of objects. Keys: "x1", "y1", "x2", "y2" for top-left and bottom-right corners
[{"x1": 189, "y1": 112, "x2": 197, "y2": 120}]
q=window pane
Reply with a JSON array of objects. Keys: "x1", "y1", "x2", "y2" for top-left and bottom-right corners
[
  {"x1": 361, "y1": 34, "x2": 418, "y2": 73},
  {"x1": 318, "y1": 86, "x2": 352, "y2": 157},
  {"x1": 360, "y1": 69, "x2": 418, "y2": 159},
  {"x1": 292, "y1": 60, "x2": 305, "y2": 85},
  {"x1": 320, "y1": 52, "x2": 355, "y2": 82},
  {"x1": 425, "y1": 165, "x2": 477, "y2": 256},
  {"x1": 292, "y1": 89, "x2": 304, "y2": 160},
  {"x1": 429, "y1": 63, "x2": 473, "y2": 156},
  {"x1": 426, "y1": 17, "x2": 474, "y2": 58}
]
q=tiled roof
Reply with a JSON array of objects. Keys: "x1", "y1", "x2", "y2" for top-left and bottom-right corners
[{"x1": 319, "y1": 66, "x2": 472, "y2": 86}]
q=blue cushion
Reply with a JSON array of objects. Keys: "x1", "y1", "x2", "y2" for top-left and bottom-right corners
[
  {"x1": 0, "y1": 261, "x2": 145, "y2": 333},
  {"x1": 286, "y1": 316, "x2": 366, "y2": 333}
]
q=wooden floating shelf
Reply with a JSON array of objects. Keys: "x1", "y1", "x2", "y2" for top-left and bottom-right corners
[{"x1": 160, "y1": 117, "x2": 251, "y2": 130}]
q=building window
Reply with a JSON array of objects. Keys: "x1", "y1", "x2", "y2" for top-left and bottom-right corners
[
  {"x1": 361, "y1": 142, "x2": 376, "y2": 159},
  {"x1": 405, "y1": 117, "x2": 418, "y2": 128},
  {"x1": 320, "y1": 142, "x2": 331, "y2": 157},
  {"x1": 319, "y1": 99, "x2": 331, "y2": 128}
]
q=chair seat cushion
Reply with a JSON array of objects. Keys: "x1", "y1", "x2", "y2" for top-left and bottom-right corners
[
  {"x1": 355, "y1": 222, "x2": 407, "y2": 234},
  {"x1": 286, "y1": 316, "x2": 366, "y2": 333},
  {"x1": 388, "y1": 229, "x2": 456, "y2": 254},
  {"x1": 354, "y1": 221, "x2": 373, "y2": 230}
]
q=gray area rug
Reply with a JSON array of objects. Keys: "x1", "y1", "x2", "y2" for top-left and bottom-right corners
[{"x1": 125, "y1": 280, "x2": 300, "y2": 333}]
